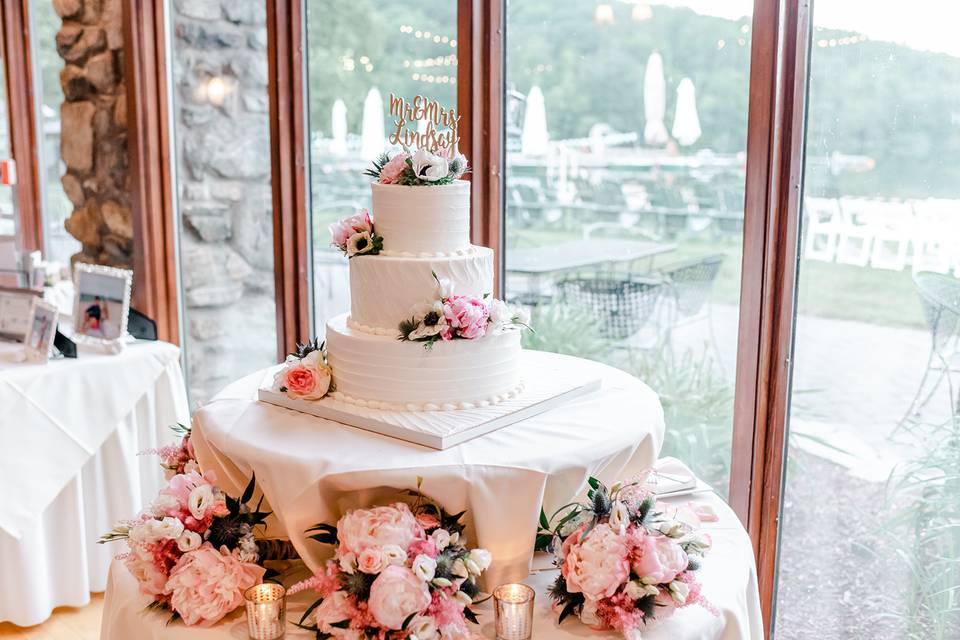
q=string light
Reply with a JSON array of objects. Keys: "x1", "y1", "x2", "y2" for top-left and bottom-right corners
[
  {"x1": 404, "y1": 54, "x2": 457, "y2": 69},
  {"x1": 631, "y1": 3, "x2": 652, "y2": 22},
  {"x1": 594, "y1": 3, "x2": 615, "y2": 25},
  {"x1": 411, "y1": 72, "x2": 456, "y2": 85},
  {"x1": 816, "y1": 33, "x2": 868, "y2": 48}
]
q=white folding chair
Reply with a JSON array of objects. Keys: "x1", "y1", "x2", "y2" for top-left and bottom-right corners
[
  {"x1": 912, "y1": 199, "x2": 958, "y2": 275},
  {"x1": 835, "y1": 197, "x2": 877, "y2": 267},
  {"x1": 803, "y1": 197, "x2": 842, "y2": 262},
  {"x1": 862, "y1": 199, "x2": 912, "y2": 271}
]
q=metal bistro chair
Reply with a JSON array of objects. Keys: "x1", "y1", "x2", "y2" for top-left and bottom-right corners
[
  {"x1": 557, "y1": 273, "x2": 665, "y2": 342},
  {"x1": 657, "y1": 254, "x2": 727, "y2": 370},
  {"x1": 899, "y1": 271, "x2": 960, "y2": 428}
]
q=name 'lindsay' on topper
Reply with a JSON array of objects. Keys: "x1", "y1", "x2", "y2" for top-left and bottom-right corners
[{"x1": 388, "y1": 93, "x2": 461, "y2": 152}]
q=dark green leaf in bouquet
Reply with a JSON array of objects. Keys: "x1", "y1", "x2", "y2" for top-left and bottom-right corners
[
  {"x1": 241, "y1": 473, "x2": 256, "y2": 505},
  {"x1": 539, "y1": 507, "x2": 550, "y2": 531},
  {"x1": 534, "y1": 533, "x2": 554, "y2": 552},
  {"x1": 635, "y1": 593, "x2": 657, "y2": 619},
  {"x1": 463, "y1": 607, "x2": 480, "y2": 624},
  {"x1": 299, "y1": 596, "x2": 325, "y2": 625}
]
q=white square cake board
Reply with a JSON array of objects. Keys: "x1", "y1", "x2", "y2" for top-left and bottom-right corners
[{"x1": 257, "y1": 355, "x2": 602, "y2": 449}]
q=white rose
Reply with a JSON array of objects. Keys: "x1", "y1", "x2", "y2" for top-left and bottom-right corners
[
  {"x1": 176, "y1": 530, "x2": 202, "y2": 552},
  {"x1": 130, "y1": 516, "x2": 184, "y2": 544},
  {"x1": 431, "y1": 529, "x2": 451, "y2": 551},
  {"x1": 609, "y1": 500, "x2": 630, "y2": 531},
  {"x1": 149, "y1": 493, "x2": 179, "y2": 517},
  {"x1": 468, "y1": 548, "x2": 492, "y2": 573},
  {"x1": 188, "y1": 484, "x2": 215, "y2": 520},
  {"x1": 580, "y1": 599, "x2": 600, "y2": 626},
  {"x1": 407, "y1": 615, "x2": 438, "y2": 640},
  {"x1": 412, "y1": 554, "x2": 437, "y2": 582},
  {"x1": 339, "y1": 551, "x2": 357, "y2": 574},
  {"x1": 358, "y1": 547, "x2": 387, "y2": 574},
  {"x1": 668, "y1": 580, "x2": 690, "y2": 605},
  {"x1": 382, "y1": 544, "x2": 407, "y2": 566}
]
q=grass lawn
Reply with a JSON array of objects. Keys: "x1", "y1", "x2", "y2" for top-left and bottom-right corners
[{"x1": 507, "y1": 224, "x2": 928, "y2": 330}]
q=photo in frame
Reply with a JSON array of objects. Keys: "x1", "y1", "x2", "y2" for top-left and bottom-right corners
[
  {"x1": 24, "y1": 299, "x2": 58, "y2": 362},
  {"x1": 0, "y1": 287, "x2": 41, "y2": 342},
  {"x1": 72, "y1": 263, "x2": 132, "y2": 345}
]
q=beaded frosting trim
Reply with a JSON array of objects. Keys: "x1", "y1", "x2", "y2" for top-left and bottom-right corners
[{"x1": 325, "y1": 381, "x2": 526, "y2": 412}]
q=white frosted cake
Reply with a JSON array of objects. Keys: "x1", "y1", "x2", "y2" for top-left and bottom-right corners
[{"x1": 318, "y1": 148, "x2": 527, "y2": 411}]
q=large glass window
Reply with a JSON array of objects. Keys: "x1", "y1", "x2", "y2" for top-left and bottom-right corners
[
  {"x1": 167, "y1": 1, "x2": 277, "y2": 406},
  {"x1": 775, "y1": 4, "x2": 960, "y2": 638},
  {"x1": 0, "y1": 30, "x2": 14, "y2": 239},
  {"x1": 304, "y1": 1, "x2": 457, "y2": 335},
  {"x1": 30, "y1": 0, "x2": 80, "y2": 264},
  {"x1": 503, "y1": 1, "x2": 753, "y2": 497}
]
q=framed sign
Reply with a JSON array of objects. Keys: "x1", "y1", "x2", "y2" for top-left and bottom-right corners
[
  {"x1": 24, "y1": 299, "x2": 58, "y2": 362},
  {"x1": 72, "y1": 263, "x2": 133, "y2": 346},
  {"x1": 0, "y1": 287, "x2": 40, "y2": 342}
]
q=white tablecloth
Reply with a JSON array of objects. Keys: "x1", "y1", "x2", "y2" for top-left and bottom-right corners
[
  {"x1": 101, "y1": 487, "x2": 763, "y2": 639},
  {"x1": 0, "y1": 340, "x2": 189, "y2": 626},
  {"x1": 192, "y1": 352, "x2": 666, "y2": 589}
]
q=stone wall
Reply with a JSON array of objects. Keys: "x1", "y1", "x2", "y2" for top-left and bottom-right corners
[
  {"x1": 170, "y1": 0, "x2": 276, "y2": 403},
  {"x1": 55, "y1": 0, "x2": 131, "y2": 266}
]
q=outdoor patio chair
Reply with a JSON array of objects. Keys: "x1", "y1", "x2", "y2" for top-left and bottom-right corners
[
  {"x1": 835, "y1": 197, "x2": 876, "y2": 267},
  {"x1": 803, "y1": 197, "x2": 843, "y2": 263},
  {"x1": 863, "y1": 199, "x2": 913, "y2": 270},
  {"x1": 556, "y1": 274, "x2": 665, "y2": 341},
  {"x1": 899, "y1": 271, "x2": 960, "y2": 428},
  {"x1": 911, "y1": 199, "x2": 959, "y2": 275},
  {"x1": 656, "y1": 254, "x2": 727, "y2": 370}
]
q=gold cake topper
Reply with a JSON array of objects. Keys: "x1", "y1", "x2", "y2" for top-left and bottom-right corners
[{"x1": 388, "y1": 93, "x2": 461, "y2": 153}]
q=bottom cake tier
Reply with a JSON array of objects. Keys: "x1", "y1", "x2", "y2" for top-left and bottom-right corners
[{"x1": 325, "y1": 312, "x2": 524, "y2": 411}]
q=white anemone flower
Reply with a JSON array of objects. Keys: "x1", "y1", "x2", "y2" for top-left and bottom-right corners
[
  {"x1": 408, "y1": 300, "x2": 448, "y2": 340},
  {"x1": 346, "y1": 230, "x2": 375, "y2": 257},
  {"x1": 411, "y1": 147, "x2": 450, "y2": 182}
]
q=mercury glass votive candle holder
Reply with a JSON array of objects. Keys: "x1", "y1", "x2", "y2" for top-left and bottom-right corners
[
  {"x1": 493, "y1": 583, "x2": 534, "y2": 640},
  {"x1": 244, "y1": 583, "x2": 286, "y2": 640}
]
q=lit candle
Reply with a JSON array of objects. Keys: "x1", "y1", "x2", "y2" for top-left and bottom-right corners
[
  {"x1": 244, "y1": 583, "x2": 286, "y2": 640},
  {"x1": 493, "y1": 583, "x2": 534, "y2": 640}
]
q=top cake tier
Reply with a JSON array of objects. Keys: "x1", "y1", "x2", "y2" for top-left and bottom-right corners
[{"x1": 372, "y1": 180, "x2": 471, "y2": 256}]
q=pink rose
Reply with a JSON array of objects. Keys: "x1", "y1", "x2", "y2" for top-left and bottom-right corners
[
  {"x1": 631, "y1": 534, "x2": 688, "y2": 585},
  {"x1": 337, "y1": 502, "x2": 425, "y2": 556},
  {"x1": 166, "y1": 544, "x2": 265, "y2": 627},
  {"x1": 281, "y1": 362, "x2": 331, "y2": 400},
  {"x1": 562, "y1": 525, "x2": 630, "y2": 600},
  {"x1": 416, "y1": 512, "x2": 441, "y2": 530},
  {"x1": 357, "y1": 548, "x2": 387, "y2": 574},
  {"x1": 442, "y1": 296, "x2": 489, "y2": 340},
  {"x1": 367, "y1": 565, "x2": 431, "y2": 629},
  {"x1": 379, "y1": 152, "x2": 409, "y2": 184},
  {"x1": 124, "y1": 547, "x2": 171, "y2": 599}
]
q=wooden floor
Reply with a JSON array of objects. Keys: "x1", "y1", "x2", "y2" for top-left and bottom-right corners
[{"x1": 0, "y1": 595, "x2": 102, "y2": 640}]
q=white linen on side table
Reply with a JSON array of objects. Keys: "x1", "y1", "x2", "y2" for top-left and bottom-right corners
[
  {"x1": 191, "y1": 352, "x2": 666, "y2": 589},
  {"x1": 0, "y1": 341, "x2": 189, "y2": 626},
  {"x1": 100, "y1": 487, "x2": 764, "y2": 639}
]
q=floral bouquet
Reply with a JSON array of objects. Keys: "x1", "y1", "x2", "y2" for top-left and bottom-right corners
[
  {"x1": 149, "y1": 422, "x2": 198, "y2": 479},
  {"x1": 330, "y1": 209, "x2": 383, "y2": 258},
  {"x1": 274, "y1": 338, "x2": 334, "y2": 401},
  {"x1": 365, "y1": 147, "x2": 468, "y2": 186},
  {"x1": 535, "y1": 476, "x2": 712, "y2": 639},
  {"x1": 399, "y1": 273, "x2": 530, "y2": 348},
  {"x1": 101, "y1": 426, "x2": 288, "y2": 627},
  {"x1": 290, "y1": 481, "x2": 491, "y2": 640}
]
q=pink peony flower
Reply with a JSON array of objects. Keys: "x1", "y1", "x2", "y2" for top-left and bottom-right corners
[
  {"x1": 312, "y1": 590, "x2": 358, "y2": 632},
  {"x1": 367, "y1": 565, "x2": 431, "y2": 630},
  {"x1": 442, "y1": 296, "x2": 489, "y2": 340},
  {"x1": 330, "y1": 209, "x2": 373, "y2": 247},
  {"x1": 562, "y1": 525, "x2": 630, "y2": 601},
  {"x1": 379, "y1": 152, "x2": 409, "y2": 184},
  {"x1": 124, "y1": 546, "x2": 171, "y2": 599},
  {"x1": 337, "y1": 502, "x2": 425, "y2": 556},
  {"x1": 166, "y1": 544, "x2": 265, "y2": 627},
  {"x1": 631, "y1": 534, "x2": 688, "y2": 585}
]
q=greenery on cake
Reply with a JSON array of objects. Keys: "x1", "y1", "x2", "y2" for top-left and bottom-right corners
[{"x1": 366, "y1": 147, "x2": 468, "y2": 187}]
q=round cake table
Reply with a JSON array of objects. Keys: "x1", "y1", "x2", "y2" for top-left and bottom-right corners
[
  {"x1": 190, "y1": 351, "x2": 665, "y2": 587},
  {"x1": 100, "y1": 487, "x2": 763, "y2": 639}
]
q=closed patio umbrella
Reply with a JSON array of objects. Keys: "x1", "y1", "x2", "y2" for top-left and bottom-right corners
[
  {"x1": 672, "y1": 77, "x2": 702, "y2": 146},
  {"x1": 360, "y1": 87, "x2": 384, "y2": 160},
  {"x1": 331, "y1": 99, "x2": 347, "y2": 154},
  {"x1": 521, "y1": 85, "x2": 549, "y2": 155},
  {"x1": 643, "y1": 52, "x2": 669, "y2": 146}
]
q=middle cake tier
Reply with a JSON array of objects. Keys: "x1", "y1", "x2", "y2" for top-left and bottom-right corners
[{"x1": 348, "y1": 245, "x2": 494, "y2": 334}]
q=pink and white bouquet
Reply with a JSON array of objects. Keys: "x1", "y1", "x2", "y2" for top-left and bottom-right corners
[
  {"x1": 290, "y1": 482, "x2": 490, "y2": 640},
  {"x1": 399, "y1": 273, "x2": 530, "y2": 348},
  {"x1": 330, "y1": 209, "x2": 383, "y2": 257},
  {"x1": 147, "y1": 422, "x2": 199, "y2": 479},
  {"x1": 274, "y1": 338, "x2": 334, "y2": 401},
  {"x1": 365, "y1": 147, "x2": 468, "y2": 186},
  {"x1": 536, "y1": 476, "x2": 713, "y2": 639},
  {"x1": 101, "y1": 429, "x2": 276, "y2": 626}
]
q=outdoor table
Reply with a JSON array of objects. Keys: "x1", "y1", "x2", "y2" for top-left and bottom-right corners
[{"x1": 506, "y1": 239, "x2": 676, "y2": 304}]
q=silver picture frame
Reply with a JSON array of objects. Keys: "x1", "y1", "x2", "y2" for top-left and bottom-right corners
[{"x1": 72, "y1": 263, "x2": 133, "y2": 349}]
